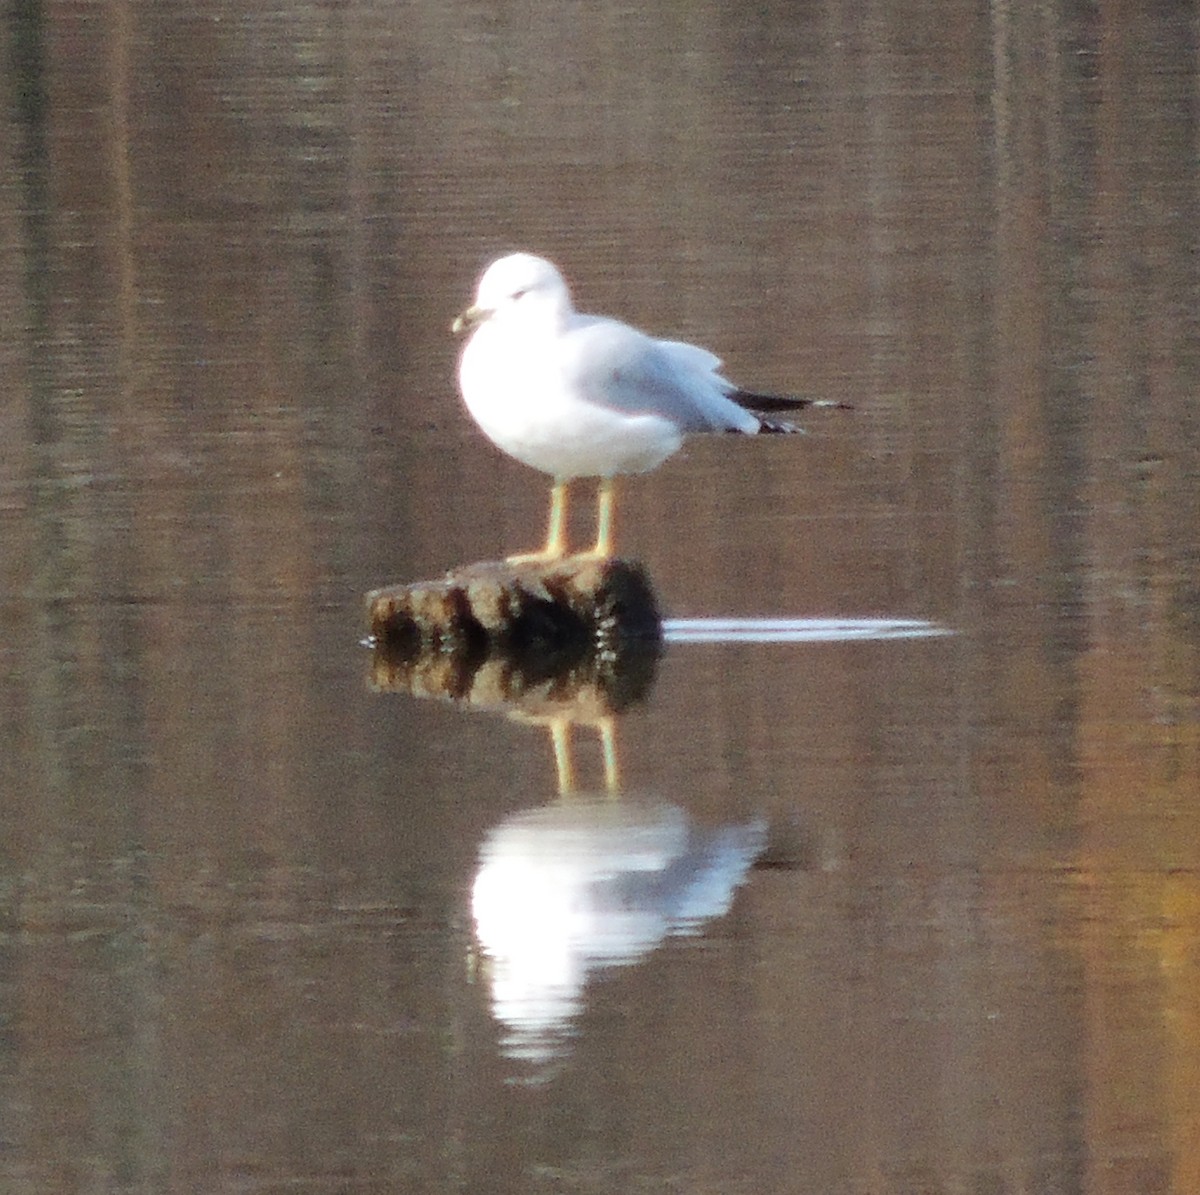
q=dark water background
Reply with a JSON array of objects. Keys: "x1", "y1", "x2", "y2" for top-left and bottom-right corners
[{"x1": 2, "y1": 2, "x2": 1199, "y2": 1191}]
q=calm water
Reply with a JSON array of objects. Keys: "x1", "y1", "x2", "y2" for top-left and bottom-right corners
[{"x1": 3, "y1": 1, "x2": 1199, "y2": 1191}]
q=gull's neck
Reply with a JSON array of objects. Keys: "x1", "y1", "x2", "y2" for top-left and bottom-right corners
[{"x1": 525, "y1": 289, "x2": 575, "y2": 336}]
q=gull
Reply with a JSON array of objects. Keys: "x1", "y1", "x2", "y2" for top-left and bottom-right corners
[{"x1": 452, "y1": 252, "x2": 838, "y2": 563}]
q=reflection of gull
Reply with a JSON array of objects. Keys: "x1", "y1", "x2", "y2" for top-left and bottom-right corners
[
  {"x1": 472, "y1": 798, "x2": 766, "y2": 1061},
  {"x1": 452, "y1": 253, "x2": 835, "y2": 562}
]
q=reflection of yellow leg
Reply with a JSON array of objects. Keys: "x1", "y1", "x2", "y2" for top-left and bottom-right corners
[
  {"x1": 542, "y1": 716, "x2": 620, "y2": 795},
  {"x1": 508, "y1": 480, "x2": 569, "y2": 564},
  {"x1": 576, "y1": 477, "x2": 615, "y2": 560},
  {"x1": 550, "y1": 717, "x2": 575, "y2": 796},
  {"x1": 599, "y1": 716, "x2": 619, "y2": 795}
]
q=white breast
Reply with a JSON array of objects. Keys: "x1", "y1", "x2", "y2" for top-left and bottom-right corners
[{"x1": 459, "y1": 323, "x2": 684, "y2": 479}]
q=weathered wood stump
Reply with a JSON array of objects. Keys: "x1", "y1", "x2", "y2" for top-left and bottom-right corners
[
  {"x1": 367, "y1": 557, "x2": 661, "y2": 657},
  {"x1": 366, "y1": 558, "x2": 663, "y2": 713}
]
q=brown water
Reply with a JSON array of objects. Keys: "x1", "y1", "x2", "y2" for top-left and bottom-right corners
[{"x1": 3, "y1": 2, "x2": 1199, "y2": 1191}]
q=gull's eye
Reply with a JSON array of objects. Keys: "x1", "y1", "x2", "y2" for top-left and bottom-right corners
[{"x1": 511, "y1": 288, "x2": 529, "y2": 301}]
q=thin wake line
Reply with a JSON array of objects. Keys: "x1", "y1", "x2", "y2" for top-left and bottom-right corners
[{"x1": 662, "y1": 617, "x2": 953, "y2": 643}]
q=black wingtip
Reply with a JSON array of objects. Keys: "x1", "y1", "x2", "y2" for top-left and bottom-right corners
[{"x1": 732, "y1": 389, "x2": 855, "y2": 414}]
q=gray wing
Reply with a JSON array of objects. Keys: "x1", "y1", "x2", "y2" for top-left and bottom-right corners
[{"x1": 556, "y1": 316, "x2": 758, "y2": 433}]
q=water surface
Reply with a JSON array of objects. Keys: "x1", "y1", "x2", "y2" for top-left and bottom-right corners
[{"x1": 2, "y1": 2, "x2": 1199, "y2": 1191}]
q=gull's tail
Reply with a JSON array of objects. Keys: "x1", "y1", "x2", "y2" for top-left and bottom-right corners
[{"x1": 730, "y1": 390, "x2": 853, "y2": 435}]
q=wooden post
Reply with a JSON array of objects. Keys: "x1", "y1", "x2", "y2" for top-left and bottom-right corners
[
  {"x1": 366, "y1": 557, "x2": 663, "y2": 712},
  {"x1": 366, "y1": 557, "x2": 661, "y2": 659}
]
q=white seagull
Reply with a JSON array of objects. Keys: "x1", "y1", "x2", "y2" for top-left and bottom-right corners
[{"x1": 452, "y1": 252, "x2": 839, "y2": 562}]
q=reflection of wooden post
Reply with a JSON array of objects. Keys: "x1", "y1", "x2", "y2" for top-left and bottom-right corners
[{"x1": 366, "y1": 558, "x2": 662, "y2": 659}]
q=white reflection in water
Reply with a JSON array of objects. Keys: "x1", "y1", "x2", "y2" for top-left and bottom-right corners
[{"x1": 472, "y1": 798, "x2": 765, "y2": 1062}]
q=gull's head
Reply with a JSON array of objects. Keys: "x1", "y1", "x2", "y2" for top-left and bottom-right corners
[{"x1": 452, "y1": 253, "x2": 573, "y2": 335}]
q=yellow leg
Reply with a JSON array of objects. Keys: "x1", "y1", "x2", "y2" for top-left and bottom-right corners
[
  {"x1": 507, "y1": 480, "x2": 569, "y2": 564},
  {"x1": 575, "y1": 477, "x2": 616, "y2": 560}
]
